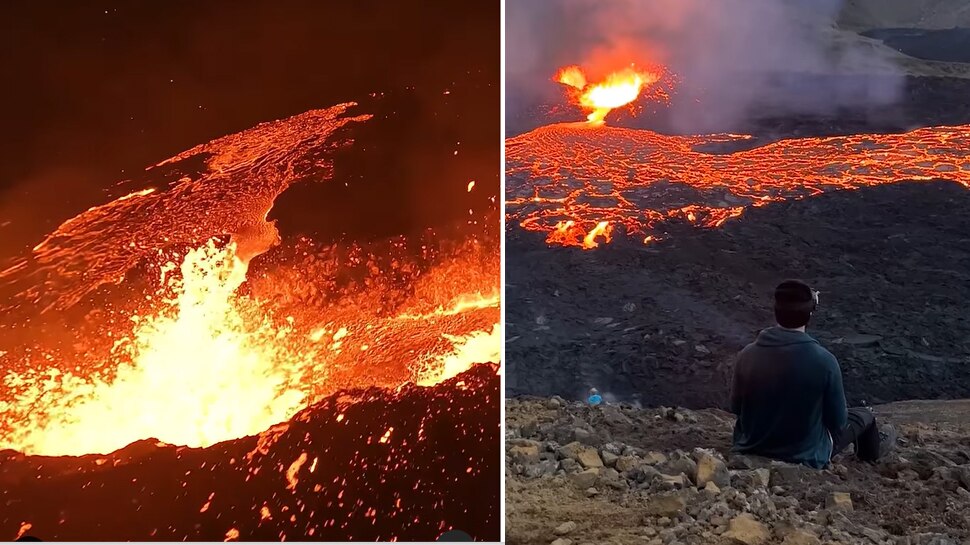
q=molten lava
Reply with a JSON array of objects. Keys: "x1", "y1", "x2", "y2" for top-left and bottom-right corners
[
  {"x1": 506, "y1": 124, "x2": 970, "y2": 248},
  {"x1": 0, "y1": 104, "x2": 500, "y2": 457},
  {"x1": 2, "y1": 241, "x2": 318, "y2": 455},
  {"x1": 555, "y1": 65, "x2": 668, "y2": 124}
]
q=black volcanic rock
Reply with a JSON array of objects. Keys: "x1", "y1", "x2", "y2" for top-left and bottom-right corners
[
  {"x1": 506, "y1": 180, "x2": 970, "y2": 407},
  {"x1": 0, "y1": 364, "x2": 500, "y2": 542}
]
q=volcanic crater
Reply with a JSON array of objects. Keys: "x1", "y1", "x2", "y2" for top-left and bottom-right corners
[{"x1": 0, "y1": 97, "x2": 500, "y2": 541}]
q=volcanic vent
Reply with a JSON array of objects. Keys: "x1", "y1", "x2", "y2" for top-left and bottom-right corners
[{"x1": 0, "y1": 103, "x2": 499, "y2": 540}]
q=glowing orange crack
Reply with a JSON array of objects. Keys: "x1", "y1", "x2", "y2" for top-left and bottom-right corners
[{"x1": 506, "y1": 123, "x2": 970, "y2": 248}]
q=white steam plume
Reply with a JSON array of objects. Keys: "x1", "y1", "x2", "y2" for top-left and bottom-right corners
[{"x1": 507, "y1": 0, "x2": 904, "y2": 133}]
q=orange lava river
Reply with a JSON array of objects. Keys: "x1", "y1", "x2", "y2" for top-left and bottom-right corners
[
  {"x1": 0, "y1": 103, "x2": 500, "y2": 457},
  {"x1": 506, "y1": 123, "x2": 970, "y2": 249}
]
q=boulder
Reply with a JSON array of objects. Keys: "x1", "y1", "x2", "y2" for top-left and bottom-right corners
[
  {"x1": 569, "y1": 468, "x2": 600, "y2": 489},
  {"x1": 597, "y1": 467, "x2": 623, "y2": 487},
  {"x1": 509, "y1": 444, "x2": 540, "y2": 465},
  {"x1": 733, "y1": 468, "x2": 771, "y2": 491},
  {"x1": 558, "y1": 441, "x2": 585, "y2": 460},
  {"x1": 825, "y1": 492, "x2": 853, "y2": 512},
  {"x1": 523, "y1": 460, "x2": 559, "y2": 478},
  {"x1": 627, "y1": 464, "x2": 663, "y2": 484},
  {"x1": 601, "y1": 451, "x2": 619, "y2": 467},
  {"x1": 663, "y1": 456, "x2": 698, "y2": 484},
  {"x1": 723, "y1": 514, "x2": 770, "y2": 545},
  {"x1": 601, "y1": 442, "x2": 624, "y2": 456},
  {"x1": 695, "y1": 453, "x2": 731, "y2": 488},
  {"x1": 576, "y1": 449, "x2": 604, "y2": 469},
  {"x1": 615, "y1": 455, "x2": 640, "y2": 473},
  {"x1": 558, "y1": 442, "x2": 604, "y2": 469}
]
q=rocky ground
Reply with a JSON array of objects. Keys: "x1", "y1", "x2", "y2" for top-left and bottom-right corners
[{"x1": 506, "y1": 397, "x2": 970, "y2": 545}]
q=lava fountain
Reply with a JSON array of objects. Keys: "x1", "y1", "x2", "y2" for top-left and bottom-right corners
[
  {"x1": 506, "y1": 123, "x2": 970, "y2": 248},
  {"x1": 555, "y1": 64, "x2": 671, "y2": 125}
]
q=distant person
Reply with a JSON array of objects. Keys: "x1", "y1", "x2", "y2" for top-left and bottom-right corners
[{"x1": 730, "y1": 280, "x2": 896, "y2": 468}]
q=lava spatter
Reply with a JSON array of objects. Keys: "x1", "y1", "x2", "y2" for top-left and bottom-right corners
[
  {"x1": 555, "y1": 64, "x2": 673, "y2": 125},
  {"x1": 0, "y1": 103, "x2": 499, "y2": 459},
  {"x1": 506, "y1": 123, "x2": 970, "y2": 248}
]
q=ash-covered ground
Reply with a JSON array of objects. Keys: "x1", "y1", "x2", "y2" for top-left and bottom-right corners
[{"x1": 506, "y1": 179, "x2": 970, "y2": 408}]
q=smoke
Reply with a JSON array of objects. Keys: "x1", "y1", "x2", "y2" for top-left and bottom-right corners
[{"x1": 507, "y1": 0, "x2": 905, "y2": 133}]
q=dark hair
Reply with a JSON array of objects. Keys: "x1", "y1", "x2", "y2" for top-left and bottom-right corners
[{"x1": 774, "y1": 279, "x2": 815, "y2": 328}]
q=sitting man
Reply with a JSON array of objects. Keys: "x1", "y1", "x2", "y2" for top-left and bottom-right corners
[{"x1": 730, "y1": 279, "x2": 895, "y2": 468}]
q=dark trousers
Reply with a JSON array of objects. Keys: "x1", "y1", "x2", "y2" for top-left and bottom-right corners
[{"x1": 832, "y1": 407, "x2": 881, "y2": 461}]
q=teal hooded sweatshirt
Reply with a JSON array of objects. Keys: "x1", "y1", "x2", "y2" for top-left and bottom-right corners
[{"x1": 730, "y1": 327, "x2": 848, "y2": 469}]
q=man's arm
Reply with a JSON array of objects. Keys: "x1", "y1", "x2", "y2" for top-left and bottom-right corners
[{"x1": 822, "y1": 354, "x2": 848, "y2": 435}]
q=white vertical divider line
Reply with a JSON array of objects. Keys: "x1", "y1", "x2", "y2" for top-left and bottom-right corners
[{"x1": 499, "y1": 0, "x2": 508, "y2": 541}]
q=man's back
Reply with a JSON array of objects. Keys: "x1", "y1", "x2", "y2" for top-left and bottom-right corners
[{"x1": 731, "y1": 326, "x2": 848, "y2": 468}]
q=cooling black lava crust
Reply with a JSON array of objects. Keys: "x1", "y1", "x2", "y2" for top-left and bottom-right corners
[{"x1": 506, "y1": 179, "x2": 970, "y2": 408}]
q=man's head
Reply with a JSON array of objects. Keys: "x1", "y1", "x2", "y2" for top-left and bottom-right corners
[{"x1": 774, "y1": 279, "x2": 818, "y2": 329}]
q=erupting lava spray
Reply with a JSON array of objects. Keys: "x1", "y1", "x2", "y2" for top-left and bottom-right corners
[
  {"x1": 555, "y1": 64, "x2": 672, "y2": 125},
  {"x1": 0, "y1": 104, "x2": 500, "y2": 457}
]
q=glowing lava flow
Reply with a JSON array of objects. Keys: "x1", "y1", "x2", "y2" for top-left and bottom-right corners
[
  {"x1": 506, "y1": 123, "x2": 970, "y2": 248},
  {"x1": 0, "y1": 104, "x2": 500, "y2": 456},
  {"x1": 0, "y1": 104, "x2": 370, "y2": 312},
  {"x1": 555, "y1": 65, "x2": 669, "y2": 124}
]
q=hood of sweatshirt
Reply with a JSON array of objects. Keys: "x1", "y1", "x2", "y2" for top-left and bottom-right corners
[{"x1": 754, "y1": 326, "x2": 820, "y2": 348}]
